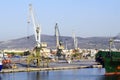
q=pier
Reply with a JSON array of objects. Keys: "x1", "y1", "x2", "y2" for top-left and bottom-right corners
[{"x1": 1, "y1": 59, "x2": 102, "y2": 73}]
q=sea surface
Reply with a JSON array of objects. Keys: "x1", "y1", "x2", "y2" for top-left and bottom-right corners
[{"x1": 0, "y1": 68, "x2": 120, "y2": 80}]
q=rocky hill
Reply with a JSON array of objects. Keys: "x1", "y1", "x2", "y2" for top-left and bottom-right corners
[{"x1": 0, "y1": 34, "x2": 120, "y2": 50}]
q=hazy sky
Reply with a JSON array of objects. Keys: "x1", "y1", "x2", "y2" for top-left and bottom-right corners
[{"x1": 0, "y1": 0, "x2": 120, "y2": 41}]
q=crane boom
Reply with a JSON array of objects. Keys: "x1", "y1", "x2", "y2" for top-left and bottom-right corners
[
  {"x1": 55, "y1": 23, "x2": 64, "y2": 49},
  {"x1": 72, "y1": 32, "x2": 78, "y2": 49},
  {"x1": 29, "y1": 4, "x2": 41, "y2": 47},
  {"x1": 55, "y1": 23, "x2": 60, "y2": 48}
]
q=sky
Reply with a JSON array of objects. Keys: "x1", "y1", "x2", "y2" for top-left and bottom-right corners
[{"x1": 0, "y1": 0, "x2": 120, "y2": 41}]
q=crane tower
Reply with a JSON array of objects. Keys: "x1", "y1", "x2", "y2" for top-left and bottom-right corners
[
  {"x1": 27, "y1": 4, "x2": 48, "y2": 67},
  {"x1": 55, "y1": 23, "x2": 64, "y2": 58}
]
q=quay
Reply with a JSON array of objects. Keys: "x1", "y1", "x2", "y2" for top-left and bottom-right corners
[{"x1": 1, "y1": 59, "x2": 102, "y2": 73}]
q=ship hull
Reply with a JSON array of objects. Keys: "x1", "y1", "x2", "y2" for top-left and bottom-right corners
[
  {"x1": 95, "y1": 51, "x2": 120, "y2": 75},
  {"x1": 0, "y1": 65, "x2": 2, "y2": 71},
  {"x1": 0, "y1": 62, "x2": 2, "y2": 71},
  {"x1": 105, "y1": 72, "x2": 120, "y2": 76}
]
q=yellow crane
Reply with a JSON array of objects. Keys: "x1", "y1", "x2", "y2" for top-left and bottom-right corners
[
  {"x1": 55, "y1": 23, "x2": 64, "y2": 58},
  {"x1": 27, "y1": 4, "x2": 48, "y2": 67}
]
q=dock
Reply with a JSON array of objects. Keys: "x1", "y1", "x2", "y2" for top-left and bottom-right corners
[{"x1": 1, "y1": 59, "x2": 102, "y2": 73}]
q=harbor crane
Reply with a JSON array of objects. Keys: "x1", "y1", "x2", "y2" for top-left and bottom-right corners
[
  {"x1": 27, "y1": 4, "x2": 48, "y2": 67},
  {"x1": 109, "y1": 33, "x2": 120, "y2": 50},
  {"x1": 109, "y1": 37, "x2": 120, "y2": 51},
  {"x1": 72, "y1": 32, "x2": 78, "y2": 49},
  {"x1": 28, "y1": 4, "x2": 41, "y2": 47},
  {"x1": 55, "y1": 23, "x2": 64, "y2": 58}
]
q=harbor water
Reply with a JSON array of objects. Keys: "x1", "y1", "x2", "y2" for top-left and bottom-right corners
[{"x1": 0, "y1": 68, "x2": 120, "y2": 80}]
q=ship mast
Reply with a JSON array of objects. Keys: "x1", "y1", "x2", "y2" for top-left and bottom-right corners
[{"x1": 109, "y1": 38, "x2": 113, "y2": 52}]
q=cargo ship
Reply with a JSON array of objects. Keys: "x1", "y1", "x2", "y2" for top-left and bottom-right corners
[
  {"x1": 95, "y1": 51, "x2": 120, "y2": 75},
  {"x1": 95, "y1": 38, "x2": 120, "y2": 75}
]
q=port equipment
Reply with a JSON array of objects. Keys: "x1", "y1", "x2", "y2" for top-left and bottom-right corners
[
  {"x1": 55, "y1": 23, "x2": 64, "y2": 59},
  {"x1": 109, "y1": 37, "x2": 120, "y2": 51},
  {"x1": 72, "y1": 32, "x2": 78, "y2": 50},
  {"x1": 1, "y1": 51, "x2": 12, "y2": 69},
  {"x1": 27, "y1": 4, "x2": 49, "y2": 67},
  {"x1": 71, "y1": 32, "x2": 81, "y2": 60}
]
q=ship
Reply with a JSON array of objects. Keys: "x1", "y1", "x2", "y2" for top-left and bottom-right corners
[
  {"x1": 0, "y1": 58, "x2": 2, "y2": 71},
  {"x1": 0, "y1": 51, "x2": 4, "y2": 71},
  {"x1": 95, "y1": 38, "x2": 120, "y2": 75}
]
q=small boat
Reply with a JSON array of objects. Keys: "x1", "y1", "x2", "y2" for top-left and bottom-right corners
[
  {"x1": 0, "y1": 52, "x2": 4, "y2": 71},
  {"x1": 0, "y1": 59, "x2": 2, "y2": 71}
]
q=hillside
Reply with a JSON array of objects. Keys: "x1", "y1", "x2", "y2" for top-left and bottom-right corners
[{"x1": 0, "y1": 34, "x2": 120, "y2": 50}]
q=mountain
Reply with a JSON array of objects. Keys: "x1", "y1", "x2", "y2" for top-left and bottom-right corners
[{"x1": 0, "y1": 34, "x2": 120, "y2": 50}]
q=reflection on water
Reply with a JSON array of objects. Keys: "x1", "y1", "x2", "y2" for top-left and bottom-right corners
[
  {"x1": 0, "y1": 68, "x2": 120, "y2": 80},
  {"x1": 105, "y1": 75, "x2": 120, "y2": 80},
  {"x1": 27, "y1": 71, "x2": 49, "y2": 80}
]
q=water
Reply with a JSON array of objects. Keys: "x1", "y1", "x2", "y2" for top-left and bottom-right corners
[{"x1": 0, "y1": 68, "x2": 120, "y2": 80}]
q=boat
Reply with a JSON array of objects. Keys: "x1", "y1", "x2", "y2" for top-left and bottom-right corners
[
  {"x1": 0, "y1": 52, "x2": 4, "y2": 71},
  {"x1": 0, "y1": 58, "x2": 2, "y2": 71},
  {"x1": 95, "y1": 38, "x2": 120, "y2": 75}
]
